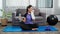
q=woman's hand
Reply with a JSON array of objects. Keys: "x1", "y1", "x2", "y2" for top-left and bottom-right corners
[{"x1": 22, "y1": 17, "x2": 26, "y2": 22}]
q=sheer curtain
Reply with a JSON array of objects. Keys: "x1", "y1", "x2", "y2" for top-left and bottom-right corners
[
  {"x1": 6, "y1": 0, "x2": 29, "y2": 7},
  {"x1": 0, "y1": 0, "x2": 3, "y2": 23},
  {"x1": 0, "y1": 0, "x2": 3, "y2": 17},
  {"x1": 58, "y1": 0, "x2": 60, "y2": 7},
  {"x1": 30, "y1": 0, "x2": 36, "y2": 6},
  {"x1": 37, "y1": 0, "x2": 53, "y2": 8},
  {"x1": 6, "y1": 0, "x2": 36, "y2": 8}
]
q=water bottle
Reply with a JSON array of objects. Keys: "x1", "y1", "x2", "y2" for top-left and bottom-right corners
[{"x1": 19, "y1": 14, "x2": 22, "y2": 22}]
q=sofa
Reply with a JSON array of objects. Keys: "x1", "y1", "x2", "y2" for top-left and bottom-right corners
[{"x1": 12, "y1": 7, "x2": 46, "y2": 26}]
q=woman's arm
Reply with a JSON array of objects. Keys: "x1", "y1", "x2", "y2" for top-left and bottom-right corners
[
  {"x1": 22, "y1": 13, "x2": 27, "y2": 22},
  {"x1": 31, "y1": 10, "x2": 35, "y2": 20}
]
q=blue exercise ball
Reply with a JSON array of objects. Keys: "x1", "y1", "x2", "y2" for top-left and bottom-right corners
[{"x1": 47, "y1": 15, "x2": 58, "y2": 26}]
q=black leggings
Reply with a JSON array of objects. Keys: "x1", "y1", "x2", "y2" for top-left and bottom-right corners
[{"x1": 19, "y1": 21, "x2": 38, "y2": 30}]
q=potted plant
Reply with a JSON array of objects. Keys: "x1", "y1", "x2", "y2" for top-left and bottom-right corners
[
  {"x1": 6, "y1": 12, "x2": 12, "y2": 23},
  {"x1": 1, "y1": 9, "x2": 8, "y2": 26}
]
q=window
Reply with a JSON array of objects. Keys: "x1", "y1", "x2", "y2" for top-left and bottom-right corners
[
  {"x1": 30, "y1": 0, "x2": 36, "y2": 6},
  {"x1": 6, "y1": 0, "x2": 29, "y2": 7},
  {"x1": 0, "y1": 0, "x2": 2, "y2": 9},
  {"x1": 37, "y1": 0, "x2": 53, "y2": 8},
  {"x1": 0, "y1": 0, "x2": 3, "y2": 17},
  {"x1": 6, "y1": 0, "x2": 36, "y2": 8}
]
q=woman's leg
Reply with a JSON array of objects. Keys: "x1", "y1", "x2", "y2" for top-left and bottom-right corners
[
  {"x1": 19, "y1": 21, "x2": 32, "y2": 30},
  {"x1": 31, "y1": 24, "x2": 38, "y2": 28},
  {"x1": 29, "y1": 24, "x2": 38, "y2": 30}
]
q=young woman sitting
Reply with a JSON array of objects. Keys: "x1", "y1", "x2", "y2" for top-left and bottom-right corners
[{"x1": 19, "y1": 5, "x2": 38, "y2": 30}]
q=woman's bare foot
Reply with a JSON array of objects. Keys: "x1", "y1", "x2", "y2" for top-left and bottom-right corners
[{"x1": 32, "y1": 28, "x2": 37, "y2": 30}]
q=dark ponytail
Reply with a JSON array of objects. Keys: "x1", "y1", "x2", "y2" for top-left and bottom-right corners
[{"x1": 26, "y1": 5, "x2": 32, "y2": 13}]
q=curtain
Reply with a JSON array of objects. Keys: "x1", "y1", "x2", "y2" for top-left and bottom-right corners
[
  {"x1": 6, "y1": 0, "x2": 29, "y2": 7},
  {"x1": 0, "y1": 0, "x2": 3, "y2": 17}
]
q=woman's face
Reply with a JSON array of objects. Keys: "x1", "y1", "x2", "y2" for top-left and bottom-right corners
[{"x1": 28, "y1": 7, "x2": 33, "y2": 13}]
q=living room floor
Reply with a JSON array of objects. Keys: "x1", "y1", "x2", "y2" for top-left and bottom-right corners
[{"x1": 0, "y1": 22, "x2": 60, "y2": 34}]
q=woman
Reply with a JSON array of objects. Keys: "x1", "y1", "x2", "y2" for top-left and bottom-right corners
[{"x1": 20, "y1": 5, "x2": 38, "y2": 30}]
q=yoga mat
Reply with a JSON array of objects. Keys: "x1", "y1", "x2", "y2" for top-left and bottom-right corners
[
  {"x1": 38, "y1": 26, "x2": 58, "y2": 32},
  {"x1": 3, "y1": 26, "x2": 58, "y2": 32},
  {"x1": 3, "y1": 26, "x2": 22, "y2": 32}
]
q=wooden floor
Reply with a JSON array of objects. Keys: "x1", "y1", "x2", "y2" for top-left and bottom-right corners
[{"x1": 0, "y1": 22, "x2": 60, "y2": 34}]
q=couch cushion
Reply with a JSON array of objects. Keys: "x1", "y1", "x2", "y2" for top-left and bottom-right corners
[
  {"x1": 16, "y1": 9, "x2": 26, "y2": 16},
  {"x1": 33, "y1": 7, "x2": 40, "y2": 16}
]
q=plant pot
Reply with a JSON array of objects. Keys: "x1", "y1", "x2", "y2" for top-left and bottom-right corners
[{"x1": 1, "y1": 18, "x2": 8, "y2": 26}]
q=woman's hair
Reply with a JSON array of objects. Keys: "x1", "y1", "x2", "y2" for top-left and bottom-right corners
[{"x1": 26, "y1": 5, "x2": 32, "y2": 13}]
